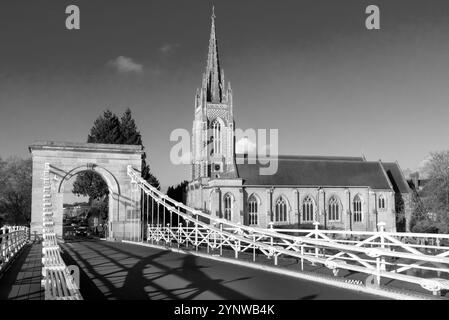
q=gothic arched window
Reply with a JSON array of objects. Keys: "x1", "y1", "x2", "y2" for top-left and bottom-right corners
[
  {"x1": 223, "y1": 193, "x2": 232, "y2": 221},
  {"x1": 328, "y1": 196, "x2": 340, "y2": 221},
  {"x1": 353, "y1": 195, "x2": 362, "y2": 222},
  {"x1": 275, "y1": 196, "x2": 287, "y2": 222},
  {"x1": 211, "y1": 119, "x2": 222, "y2": 155},
  {"x1": 378, "y1": 194, "x2": 386, "y2": 211},
  {"x1": 248, "y1": 195, "x2": 258, "y2": 226},
  {"x1": 302, "y1": 196, "x2": 314, "y2": 222}
]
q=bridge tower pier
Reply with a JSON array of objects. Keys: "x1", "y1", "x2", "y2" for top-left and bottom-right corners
[{"x1": 29, "y1": 141, "x2": 144, "y2": 241}]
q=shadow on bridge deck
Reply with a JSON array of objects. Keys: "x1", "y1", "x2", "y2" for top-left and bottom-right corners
[
  {"x1": 0, "y1": 243, "x2": 44, "y2": 300},
  {"x1": 59, "y1": 239, "x2": 378, "y2": 300}
]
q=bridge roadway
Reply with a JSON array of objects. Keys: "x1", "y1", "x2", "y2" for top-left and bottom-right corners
[
  {"x1": 1, "y1": 239, "x2": 380, "y2": 300},
  {"x1": 0, "y1": 243, "x2": 44, "y2": 300},
  {"x1": 61, "y1": 239, "x2": 379, "y2": 300}
]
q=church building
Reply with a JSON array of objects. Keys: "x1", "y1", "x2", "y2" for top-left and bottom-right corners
[{"x1": 187, "y1": 9, "x2": 411, "y2": 232}]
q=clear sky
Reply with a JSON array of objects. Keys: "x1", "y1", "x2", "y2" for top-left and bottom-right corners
[{"x1": 1, "y1": 0, "x2": 449, "y2": 189}]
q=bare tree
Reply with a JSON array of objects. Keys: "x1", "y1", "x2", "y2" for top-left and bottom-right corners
[
  {"x1": 412, "y1": 151, "x2": 449, "y2": 233},
  {"x1": 0, "y1": 157, "x2": 32, "y2": 225}
]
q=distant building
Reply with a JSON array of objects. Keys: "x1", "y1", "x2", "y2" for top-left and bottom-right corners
[
  {"x1": 63, "y1": 204, "x2": 90, "y2": 219},
  {"x1": 407, "y1": 171, "x2": 436, "y2": 223},
  {"x1": 187, "y1": 9, "x2": 411, "y2": 232},
  {"x1": 408, "y1": 172, "x2": 429, "y2": 192}
]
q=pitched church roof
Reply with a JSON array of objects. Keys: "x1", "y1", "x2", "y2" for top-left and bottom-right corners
[
  {"x1": 381, "y1": 162, "x2": 411, "y2": 193},
  {"x1": 235, "y1": 154, "x2": 365, "y2": 162},
  {"x1": 233, "y1": 156, "x2": 397, "y2": 190}
]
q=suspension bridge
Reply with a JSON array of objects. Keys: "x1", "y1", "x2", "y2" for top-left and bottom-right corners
[{"x1": 1, "y1": 158, "x2": 449, "y2": 300}]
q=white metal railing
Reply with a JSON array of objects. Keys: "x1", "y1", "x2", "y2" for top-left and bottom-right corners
[
  {"x1": 128, "y1": 166, "x2": 449, "y2": 297},
  {"x1": 42, "y1": 163, "x2": 82, "y2": 300},
  {"x1": 0, "y1": 225, "x2": 29, "y2": 273}
]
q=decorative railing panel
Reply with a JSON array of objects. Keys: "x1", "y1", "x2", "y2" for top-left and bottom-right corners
[
  {"x1": 41, "y1": 163, "x2": 82, "y2": 300},
  {"x1": 128, "y1": 166, "x2": 449, "y2": 297},
  {"x1": 0, "y1": 225, "x2": 29, "y2": 273}
]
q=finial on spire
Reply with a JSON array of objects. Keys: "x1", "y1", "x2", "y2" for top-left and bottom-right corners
[{"x1": 212, "y1": 6, "x2": 215, "y2": 20}]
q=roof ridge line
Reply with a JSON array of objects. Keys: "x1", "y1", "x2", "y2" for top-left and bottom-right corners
[
  {"x1": 377, "y1": 160, "x2": 394, "y2": 191},
  {"x1": 235, "y1": 158, "x2": 379, "y2": 163},
  {"x1": 394, "y1": 160, "x2": 412, "y2": 193}
]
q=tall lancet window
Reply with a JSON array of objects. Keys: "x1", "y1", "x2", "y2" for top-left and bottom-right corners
[
  {"x1": 211, "y1": 119, "x2": 222, "y2": 155},
  {"x1": 275, "y1": 196, "x2": 287, "y2": 222},
  {"x1": 328, "y1": 196, "x2": 340, "y2": 221},
  {"x1": 223, "y1": 193, "x2": 232, "y2": 221},
  {"x1": 248, "y1": 195, "x2": 258, "y2": 226},
  {"x1": 353, "y1": 195, "x2": 363, "y2": 222},
  {"x1": 302, "y1": 196, "x2": 314, "y2": 223},
  {"x1": 378, "y1": 194, "x2": 386, "y2": 211}
]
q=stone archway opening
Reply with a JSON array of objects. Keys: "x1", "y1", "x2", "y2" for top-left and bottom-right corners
[
  {"x1": 29, "y1": 141, "x2": 144, "y2": 241},
  {"x1": 61, "y1": 169, "x2": 110, "y2": 240}
]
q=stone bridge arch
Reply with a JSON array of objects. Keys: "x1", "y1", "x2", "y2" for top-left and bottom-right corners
[{"x1": 29, "y1": 141, "x2": 144, "y2": 241}]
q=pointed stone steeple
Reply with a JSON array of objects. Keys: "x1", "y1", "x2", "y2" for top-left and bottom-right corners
[
  {"x1": 191, "y1": 6, "x2": 235, "y2": 181},
  {"x1": 204, "y1": 6, "x2": 223, "y2": 103}
]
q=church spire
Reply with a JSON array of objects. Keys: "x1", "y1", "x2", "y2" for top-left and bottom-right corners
[{"x1": 205, "y1": 6, "x2": 223, "y2": 103}]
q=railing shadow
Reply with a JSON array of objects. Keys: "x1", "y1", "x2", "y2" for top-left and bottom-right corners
[
  {"x1": 59, "y1": 246, "x2": 105, "y2": 300},
  {"x1": 61, "y1": 239, "x2": 252, "y2": 300},
  {"x1": 0, "y1": 244, "x2": 44, "y2": 300}
]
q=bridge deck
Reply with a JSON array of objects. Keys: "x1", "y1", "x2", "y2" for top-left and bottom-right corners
[
  {"x1": 0, "y1": 243, "x2": 44, "y2": 300},
  {"x1": 59, "y1": 239, "x2": 379, "y2": 300}
]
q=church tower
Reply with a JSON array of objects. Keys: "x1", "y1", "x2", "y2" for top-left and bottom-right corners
[{"x1": 191, "y1": 7, "x2": 235, "y2": 181}]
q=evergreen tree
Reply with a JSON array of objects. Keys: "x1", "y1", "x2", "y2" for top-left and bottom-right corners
[
  {"x1": 163, "y1": 180, "x2": 188, "y2": 227},
  {"x1": 87, "y1": 110, "x2": 121, "y2": 144},
  {"x1": 74, "y1": 110, "x2": 120, "y2": 200},
  {"x1": 120, "y1": 108, "x2": 160, "y2": 190},
  {"x1": 166, "y1": 180, "x2": 188, "y2": 204},
  {"x1": 142, "y1": 153, "x2": 160, "y2": 190},
  {"x1": 119, "y1": 108, "x2": 142, "y2": 145},
  {"x1": 73, "y1": 109, "x2": 160, "y2": 216}
]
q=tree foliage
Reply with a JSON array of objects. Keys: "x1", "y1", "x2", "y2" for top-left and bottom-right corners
[
  {"x1": 411, "y1": 150, "x2": 449, "y2": 233},
  {"x1": 73, "y1": 108, "x2": 160, "y2": 212},
  {"x1": 72, "y1": 171, "x2": 109, "y2": 201},
  {"x1": 158, "y1": 181, "x2": 188, "y2": 227},
  {"x1": 87, "y1": 110, "x2": 122, "y2": 144},
  {"x1": 86, "y1": 199, "x2": 108, "y2": 222},
  {"x1": 395, "y1": 193, "x2": 406, "y2": 232},
  {"x1": 166, "y1": 180, "x2": 188, "y2": 204},
  {"x1": 0, "y1": 157, "x2": 32, "y2": 226},
  {"x1": 119, "y1": 109, "x2": 142, "y2": 145}
]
